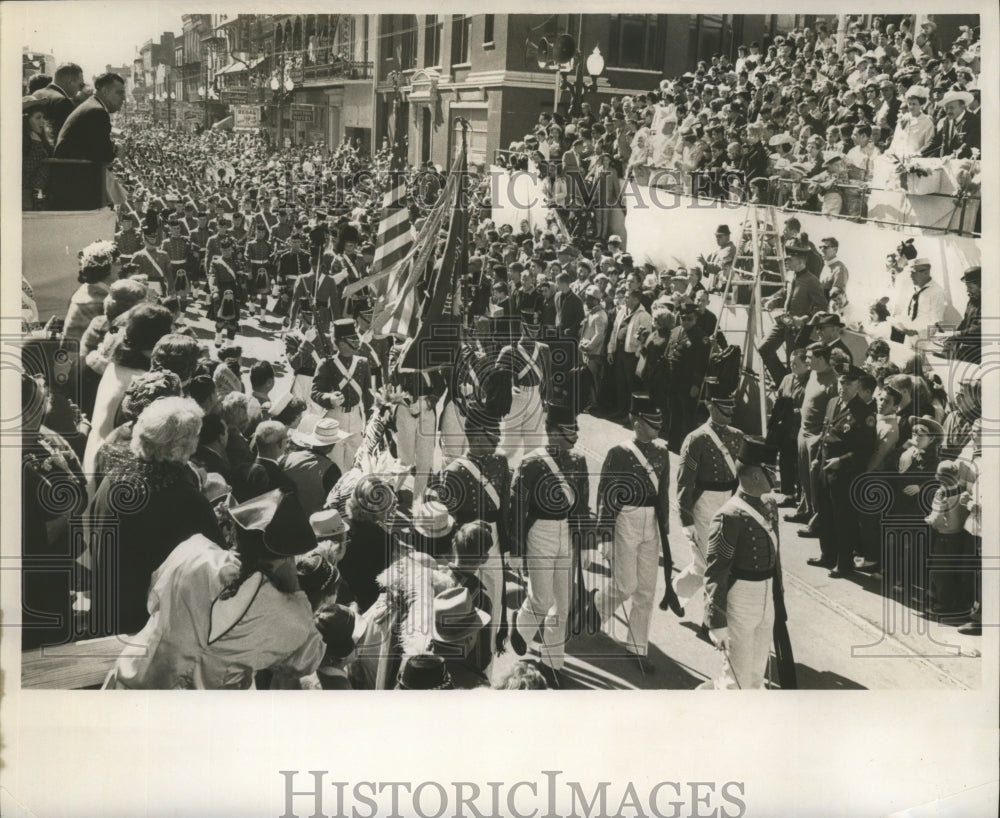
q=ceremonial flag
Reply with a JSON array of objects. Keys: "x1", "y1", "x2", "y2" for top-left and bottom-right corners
[
  {"x1": 342, "y1": 83, "x2": 411, "y2": 302},
  {"x1": 371, "y1": 136, "x2": 466, "y2": 341},
  {"x1": 399, "y1": 133, "x2": 469, "y2": 370}
]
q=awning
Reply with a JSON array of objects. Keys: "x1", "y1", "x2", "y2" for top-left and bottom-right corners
[
  {"x1": 216, "y1": 55, "x2": 268, "y2": 76},
  {"x1": 212, "y1": 116, "x2": 234, "y2": 130}
]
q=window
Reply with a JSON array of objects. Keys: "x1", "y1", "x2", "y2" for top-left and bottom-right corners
[
  {"x1": 402, "y1": 15, "x2": 418, "y2": 69},
  {"x1": 609, "y1": 14, "x2": 659, "y2": 70},
  {"x1": 425, "y1": 15, "x2": 442, "y2": 66},
  {"x1": 483, "y1": 15, "x2": 494, "y2": 45},
  {"x1": 451, "y1": 14, "x2": 471, "y2": 65}
]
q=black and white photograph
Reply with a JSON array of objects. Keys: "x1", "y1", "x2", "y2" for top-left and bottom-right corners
[{"x1": 2, "y1": 2, "x2": 997, "y2": 816}]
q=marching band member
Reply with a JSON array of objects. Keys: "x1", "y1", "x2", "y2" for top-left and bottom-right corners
[
  {"x1": 207, "y1": 236, "x2": 244, "y2": 346},
  {"x1": 274, "y1": 232, "x2": 312, "y2": 323}
]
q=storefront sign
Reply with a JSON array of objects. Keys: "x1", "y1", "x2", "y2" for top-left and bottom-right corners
[
  {"x1": 222, "y1": 88, "x2": 248, "y2": 104},
  {"x1": 290, "y1": 104, "x2": 314, "y2": 123},
  {"x1": 233, "y1": 105, "x2": 262, "y2": 130}
]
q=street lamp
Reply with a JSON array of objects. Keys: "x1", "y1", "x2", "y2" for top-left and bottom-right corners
[
  {"x1": 198, "y1": 81, "x2": 218, "y2": 131},
  {"x1": 270, "y1": 71, "x2": 295, "y2": 148}
]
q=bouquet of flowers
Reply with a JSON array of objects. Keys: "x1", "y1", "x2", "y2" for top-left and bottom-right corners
[{"x1": 887, "y1": 153, "x2": 942, "y2": 194}]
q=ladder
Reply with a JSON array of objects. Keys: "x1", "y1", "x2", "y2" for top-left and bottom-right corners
[{"x1": 715, "y1": 204, "x2": 789, "y2": 433}]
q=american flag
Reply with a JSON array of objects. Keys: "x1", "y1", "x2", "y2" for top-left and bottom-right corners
[
  {"x1": 371, "y1": 144, "x2": 465, "y2": 341},
  {"x1": 370, "y1": 120, "x2": 413, "y2": 287},
  {"x1": 341, "y1": 102, "x2": 413, "y2": 305}
]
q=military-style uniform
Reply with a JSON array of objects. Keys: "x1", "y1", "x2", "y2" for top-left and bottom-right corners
[
  {"x1": 510, "y1": 441, "x2": 589, "y2": 671},
  {"x1": 311, "y1": 351, "x2": 372, "y2": 472},
  {"x1": 664, "y1": 322, "x2": 711, "y2": 452},
  {"x1": 114, "y1": 226, "x2": 143, "y2": 264},
  {"x1": 428, "y1": 450, "x2": 511, "y2": 650},
  {"x1": 255, "y1": 208, "x2": 278, "y2": 237},
  {"x1": 673, "y1": 420, "x2": 744, "y2": 607},
  {"x1": 496, "y1": 336, "x2": 552, "y2": 468},
  {"x1": 815, "y1": 394, "x2": 877, "y2": 573},
  {"x1": 274, "y1": 247, "x2": 312, "y2": 319},
  {"x1": 596, "y1": 435, "x2": 671, "y2": 654},
  {"x1": 208, "y1": 255, "x2": 244, "y2": 342},
  {"x1": 204, "y1": 231, "x2": 230, "y2": 277},
  {"x1": 288, "y1": 271, "x2": 340, "y2": 348},
  {"x1": 704, "y1": 489, "x2": 780, "y2": 689},
  {"x1": 394, "y1": 366, "x2": 448, "y2": 501},
  {"x1": 132, "y1": 244, "x2": 172, "y2": 297},
  {"x1": 187, "y1": 224, "x2": 212, "y2": 276},
  {"x1": 161, "y1": 233, "x2": 193, "y2": 295},
  {"x1": 245, "y1": 234, "x2": 274, "y2": 314}
]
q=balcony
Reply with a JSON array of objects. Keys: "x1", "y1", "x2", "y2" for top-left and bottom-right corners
[{"x1": 291, "y1": 53, "x2": 374, "y2": 85}]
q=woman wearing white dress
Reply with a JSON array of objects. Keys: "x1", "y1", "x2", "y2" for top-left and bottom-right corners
[{"x1": 888, "y1": 87, "x2": 935, "y2": 156}]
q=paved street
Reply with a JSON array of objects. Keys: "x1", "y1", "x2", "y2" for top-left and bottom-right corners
[{"x1": 181, "y1": 294, "x2": 981, "y2": 691}]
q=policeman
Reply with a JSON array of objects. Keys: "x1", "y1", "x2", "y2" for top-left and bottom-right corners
[
  {"x1": 672, "y1": 380, "x2": 744, "y2": 622},
  {"x1": 810, "y1": 363, "x2": 876, "y2": 577},
  {"x1": 595, "y1": 393, "x2": 678, "y2": 670},
  {"x1": 496, "y1": 310, "x2": 553, "y2": 469},
  {"x1": 664, "y1": 302, "x2": 712, "y2": 453},
  {"x1": 311, "y1": 318, "x2": 373, "y2": 472},
  {"x1": 509, "y1": 403, "x2": 590, "y2": 686},
  {"x1": 703, "y1": 436, "x2": 782, "y2": 690},
  {"x1": 208, "y1": 236, "x2": 244, "y2": 346}
]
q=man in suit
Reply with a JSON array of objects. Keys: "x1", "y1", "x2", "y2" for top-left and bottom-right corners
[
  {"x1": 33, "y1": 62, "x2": 84, "y2": 137},
  {"x1": 54, "y1": 72, "x2": 125, "y2": 210},
  {"x1": 925, "y1": 90, "x2": 980, "y2": 159},
  {"x1": 55, "y1": 71, "x2": 124, "y2": 163},
  {"x1": 554, "y1": 271, "x2": 585, "y2": 342},
  {"x1": 246, "y1": 421, "x2": 296, "y2": 497}
]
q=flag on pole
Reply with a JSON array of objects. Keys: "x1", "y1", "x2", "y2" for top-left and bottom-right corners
[
  {"x1": 370, "y1": 139, "x2": 465, "y2": 341},
  {"x1": 399, "y1": 123, "x2": 469, "y2": 370}
]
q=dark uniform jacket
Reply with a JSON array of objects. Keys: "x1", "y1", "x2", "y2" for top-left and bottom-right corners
[
  {"x1": 598, "y1": 437, "x2": 671, "y2": 528},
  {"x1": 312, "y1": 354, "x2": 373, "y2": 414},
  {"x1": 428, "y1": 453, "x2": 511, "y2": 550},
  {"x1": 704, "y1": 490, "x2": 779, "y2": 629},
  {"x1": 665, "y1": 324, "x2": 711, "y2": 388},
  {"x1": 817, "y1": 394, "x2": 877, "y2": 481},
  {"x1": 509, "y1": 445, "x2": 589, "y2": 558}
]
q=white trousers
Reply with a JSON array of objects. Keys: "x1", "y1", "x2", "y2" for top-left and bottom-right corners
[
  {"x1": 395, "y1": 398, "x2": 436, "y2": 501},
  {"x1": 672, "y1": 489, "x2": 732, "y2": 607},
  {"x1": 595, "y1": 506, "x2": 660, "y2": 654},
  {"x1": 716, "y1": 578, "x2": 774, "y2": 690},
  {"x1": 439, "y1": 400, "x2": 467, "y2": 469},
  {"x1": 324, "y1": 404, "x2": 365, "y2": 473},
  {"x1": 499, "y1": 386, "x2": 545, "y2": 470},
  {"x1": 515, "y1": 518, "x2": 572, "y2": 670}
]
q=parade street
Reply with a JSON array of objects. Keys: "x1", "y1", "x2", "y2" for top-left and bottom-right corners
[{"x1": 178, "y1": 294, "x2": 980, "y2": 691}]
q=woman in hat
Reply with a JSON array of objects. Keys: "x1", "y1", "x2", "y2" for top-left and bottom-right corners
[
  {"x1": 888, "y1": 86, "x2": 935, "y2": 155},
  {"x1": 23, "y1": 95, "x2": 54, "y2": 209},
  {"x1": 63, "y1": 240, "x2": 122, "y2": 345},
  {"x1": 107, "y1": 488, "x2": 325, "y2": 689}
]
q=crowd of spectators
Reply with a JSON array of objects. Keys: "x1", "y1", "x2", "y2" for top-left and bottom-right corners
[
  {"x1": 18, "y1": 15, "x2": 985, "y2": 690},
  {"x1": 498, "y1": 16, "x2": 981, "y2": 231}
]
